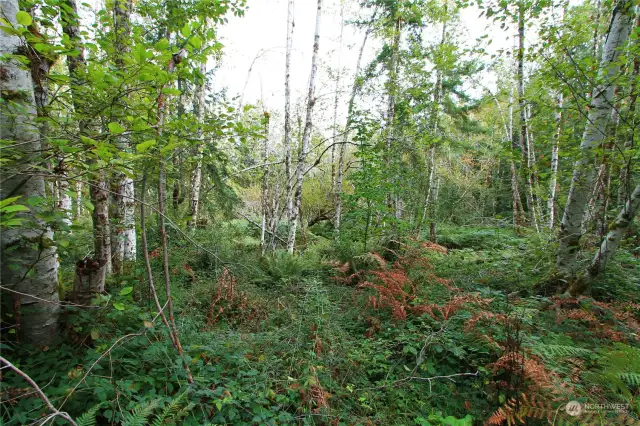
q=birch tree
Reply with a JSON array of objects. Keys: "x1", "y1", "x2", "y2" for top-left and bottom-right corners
[
  {"x1": 330, "y1": 2, "x2": 345, "y2": 194},
  {"x1": 548, "y1": 90, "x2": 562, "y2": 228},
  {"x1": 187, "y1": 62, "x2": 207, "y2": 230},
  {"x1": 111, "y1": 0, "x2": 136, "y2": 274},
  {"x1": 0, "y1": 1, "x2": 60, "y2": 344},
  {"x1": 284, "y1": 0, "x2": 295, "y2": 226},
  {"x1": 287, "y1": 0, "x2": 322, "y2": 253},
  {"x1": 556, "y1": 2, "x2": 634, "y2": 278},
  {"x1": 567, "y1": 182, "x2": 640, "y2": 295}
]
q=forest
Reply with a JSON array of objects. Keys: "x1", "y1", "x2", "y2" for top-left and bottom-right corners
[{"x1": 0, "y1": 0, "x2": 639, "y2": 424}]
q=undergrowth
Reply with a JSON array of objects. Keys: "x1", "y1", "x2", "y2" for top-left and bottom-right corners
[{"x1": 1, "y1": 224, "x2": 639, "y2": 425}]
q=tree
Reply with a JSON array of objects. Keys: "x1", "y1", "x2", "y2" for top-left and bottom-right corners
[
  {"x1": 60, "y1": 0, "x2": 112, "y2": 278},
  {"x1": 335, "y1": 9, "x2": 377, "y2": 233},
  {"x1": 1, "y1": 3, "x2": 60, "y2": 344},
  {"x1": 570, "y1": 182, "x2": 640, "y2": 295},
  {"x1": 187, "y1": 62, "x2": 207, "y2": 230},
  {"x1": 556, "y1": 2, "x2": 634, "y2": 280},
  {"x1": 110, "y1": 0, "x2": 136, "y2": 274},
  {"x1": 287, "y1": 0, "x2": 322, "y2": 254},
  {"x1": 284, "y1": 0, "x2": 295, "y2": 229}
]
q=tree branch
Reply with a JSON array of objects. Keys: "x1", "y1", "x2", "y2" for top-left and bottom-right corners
[{"x1": 0, "y1": 356, "x2": 78, "y2": 426}]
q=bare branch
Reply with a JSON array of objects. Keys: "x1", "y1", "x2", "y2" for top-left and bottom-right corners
[{"x1": 0, "y1": 356, "x2": 78, "y2": 426}]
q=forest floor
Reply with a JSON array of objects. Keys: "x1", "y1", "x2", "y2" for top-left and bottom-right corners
[{"x1": 2, "y1": 223, "x2": 640, "y2": 425}]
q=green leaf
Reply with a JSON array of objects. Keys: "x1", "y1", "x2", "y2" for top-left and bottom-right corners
[
  {"x1": 1, "y1": 204, "x2": 30, "y2": 213},
  {"x1": 107, "y1": 122, "x2": 125, "y2": 134},
  {"x1": 90, "y1": 329, "x2": 100, "y2": 340},
  {"x1": 136, "y1": 139, "x2": 156, "y2": 153},
  {"x1": 80, "y1": 135, "x2": 98, "y2": 145},
  {"x1": 155, "y1": 38, "x2": 169, "y2": 51},
  {"x1": 119, "y1": 286, "x2": 133, "y2": 296},
  {"x1": 83, "y1": 198, "x2": 94, "y2": 212},
  {"x1": 16, "y1": 11, "x2": 32, "y2": 26},
  {"x1": 181, "y1": 23, "x2": 191, "y2": 38},
  {"x1": 113, "y1": 302, "x2": 125, "y2": 311},
  {"x1": 1, "y1": 218, "x2": 24, "y2": 227},
  {"x1": 189, "y1": 35, "x2": 202, "y2": 49},
  {"x1": 0, "y1": 196, "x2": 21, "y2": 209}
]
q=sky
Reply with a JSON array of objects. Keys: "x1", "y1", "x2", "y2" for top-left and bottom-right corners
[{"x1": 211, "y1": 0, "x2": 522, "y2": 140}]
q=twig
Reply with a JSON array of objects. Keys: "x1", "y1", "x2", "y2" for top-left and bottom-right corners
[
  {"x1": 358, "y1": 371, "x2": 479, "y2": 392},
  {"x1": 58, "y1": 305, "x2": 168, "y2": 410},
  {"x1": 0, "y1": 286, "x2": 100, "y2": 309},
  {"x1": 236, "y1": 211, "x2": 287, "y2": 244},
  {"x1": 140, "y1": 172, "x2": 176, "y2": 348},
  {"x1": 0, "y1": 356, "x2": 77, "y2": 426}
]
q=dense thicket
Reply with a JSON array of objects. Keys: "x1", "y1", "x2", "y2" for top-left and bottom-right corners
[{"x1": 1, "y1": 0, "x2": 638, "y2": 424}]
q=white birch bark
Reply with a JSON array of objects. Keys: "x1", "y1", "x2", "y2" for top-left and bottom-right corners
[
  {"x1": 187, "y1": 62, "x2": 206, "y2": 230},
  {"x1": 587, "y1": 183, "x2": 640, "y2": 277},
  {"x1": 57, "y1": 181, "x2": 72, "y2": 226},
  {"x1": 74, "y1": 181, "x2": 82, "y2": 219},
  {"x1": 111, "y1": 0, "x2": 135, "y2": 273},
  {"x1": 287, "y1": 0, "x2": 322, "y2": 253},
  {"x1": 0, "y1": 0, "x2": 60, "y2": 344},
  {"x1": 548, "y1": 91, "x2": 562, "y2": 228},
  {"x1": 516, "y1": 3, "x2": 537, "y2": 230},
  {"x1": 556, "y1": 3, "x2": 634, "y2": 277},
  {"x1": 330, "y1": 3, "x2": 344, "y2": 193},
  {"x1": 284, "y1": 0, "x2": 295, "y2": 226},
  {"x1": 548, "y1": 2, "x2": 567, "y2": 229},
  {"x1": 525, "y1": 105, "x2": 541, "y2": 232},
  {"x1": 567, "y1": 182, "x2": 640, "y2": 295},
  {"x1": 509, "y1": 82, "x2": 525, "y2": 227},
  {"x1": 420, "y1": 18, "x2": 447, "y2": 231}
]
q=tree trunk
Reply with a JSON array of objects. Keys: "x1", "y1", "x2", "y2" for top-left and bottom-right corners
[
  {"x1": 525, "y1": 105, "x2": 542, "y2": 232},
  {"x1": 284, "y1": 0, "x2": 295, "y2": 228},
  {"x1": 419, "y1": 18, "x2": 447, "y2": 233},
  {"x1": 0, "y1": 0, "x2": 60, "y2": 344},
  {"x1": 330, "y1": 3, "x2": 344, "y2": 195},
  {"x1": 111, "y1": 0, "x2": 135, "y2": 274},
  {"x1": 547, "y1": 3, "x2": 567, "y2": 229},
  {"x1": 509, "y1": 83, "x2": 526, "y2": 228},
  {"x1": 72, "y1": 258, "x2": 106, "y2": 305},
  {"x1": 556, "y1": 3, "x2": 634, "y2": 278},
  {"x1": 74, "y1": 181, "x2": 82, "y2": 219},
  {"x1": 331, "y1": 3, "x2": 344, "y2": 194},
  {"x1": 548, "y1": 91, "x2": 562, "y2": 228},
  {"x1": 516, "y1": 2, "x2": 537, "y2": 231},
  {"x1": 260, "y1": 112, "x2": 270, "y2": 253},
  {"x1": 568, "y1": 182, "x2": 640, "y2": 295},
  {"x1": 385, "y1": 17, "x2": 401, "y2": 223},
  {"x1": 61, "y1": 0, "x2": 112, "y2": 274},
  {"x1": 287, "y1": 0, "x2": 322, "y2": 254},
  {"x1": 617, "y1": 13, "x2": 639, "y2": 207},
  {"x1": 187, "y1": 63, "x2": 206, "y2": 230}
]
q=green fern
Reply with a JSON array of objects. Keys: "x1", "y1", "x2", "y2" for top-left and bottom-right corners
[
  {"x1": 75, "y1": 405, "x2": 100, "y2": 426},
  {"x1": 617, "y1": 372, "x2": 640, "y2": 387},
  {"x1": 122, "y1": 400, "x2": 158, "y2": 426},
  {"x1": 533, "y1": 344, "x2": 593, "y2": 358},
  {"x1": 151, "y1": 392, "x2": 192, "y2": 426}
]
